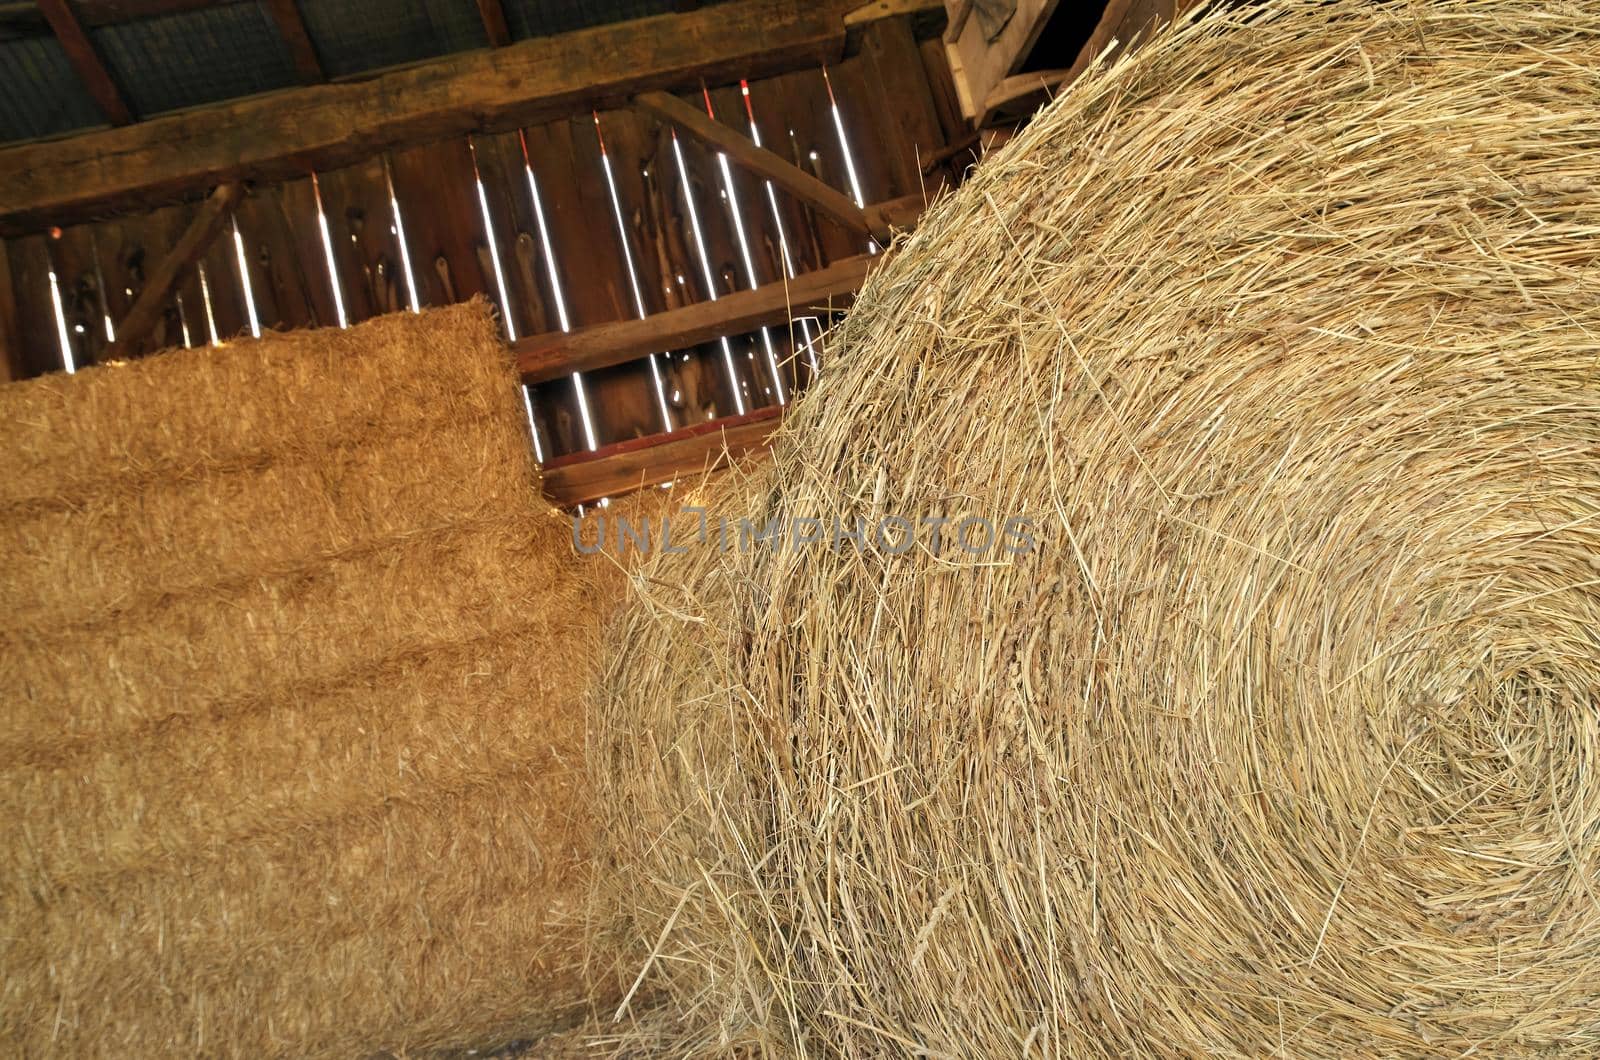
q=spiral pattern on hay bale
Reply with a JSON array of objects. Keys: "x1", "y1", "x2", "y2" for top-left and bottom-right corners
[{"x1": 596, "y1": 2, "x2": 1600, "y2": 1054}]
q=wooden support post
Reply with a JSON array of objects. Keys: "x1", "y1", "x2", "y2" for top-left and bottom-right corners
[
  {"x1": 635, "y1": 90, "x2": 882, "y2": 242},
  {"x1": 542, "y1": 406, "x2": 781, "y2": 506},
  {"x1": 37, "y1": 0, "x2": 134, "y2": 126},
  {"x1": 260, "y1": 0, "x2": 324, "y2": 83},
  {"x1": 516, "y1": 252, "x2": 876, "y2": 383},
  {"x1": 106, "y1": 183, "x2": 243, "y2": 359},
  {"x1": 475, "y1": 0, "x2": 512, "y2": 47}
]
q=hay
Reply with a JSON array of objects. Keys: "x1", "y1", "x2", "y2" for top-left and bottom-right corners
[
  {"x1": 595, "y1": 2, "x2": 1600, "y2": 1055},
  {"x1": 0, "y1": 301, "x2": 620, "y2": 1056}
]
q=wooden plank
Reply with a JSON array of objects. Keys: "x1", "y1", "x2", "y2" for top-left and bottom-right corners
[
  {"x1": 478, "y1": 131, "x2": 551, "y2": 336},
  {"x1": 741, "y1": 67, "x2": 846, "y2": 271},
  {"x1": 233, "y1": 181, "x2": 319, "y2": 331},
  {"x1": 515, "y1": 252, "x2": 875, "y2": 382},
  {"x1": 475, "y1": 0, "x2": 511, "y2": 47},
  {"x1": 542, "y1": 405, "x2": 780, "y2": 506},
  {"x1": 311, "y1": 159, "x2": 405, "y2": 325},
  {"x1": 637, "y1": 89, "x2": 877, "y2": 242},
  {"x1": 595, "y1": 109, "x2": 675, "y2": 315},
  {"x1": 859, "y1": 17, "x2": 946, "y2": 198},
  {"x1": 273, "y1": 174, "x2": 346, "y2": 327},
  {"x1": 980, "y1": 69, "x2": 1069, "y2": 125},
  {"x1": 0, "y1": 0, "x2": 863, "y2": 235},
  {"x1": 196, "y1": 220, "x2": 248, "y2": 342},
  {"x1": 260, "y1": 0, "x2": 323, "y2": 83},
  {"x1": 130, "y1": 200, "x2": 208, "y2": 353},
  {"x1": 105, "y1": 183, "x2": 241, "y2": 359},
  {"x1": 707, "y1": 81, "x2": 777, "y2": 289},
  {"x1": 36, "y1": 0, "x2": 133, "y2": 126},
  {"x1": 943, "y1": 0, "x2": 973, "y2": 43},
  {"x1": 466, "y1": 136, "x2": 531, "y2": 337},
  {"x1": 522, "y1": 116, "x2": 630, "y2": 327},
  {"x1": 822, "y1": 57, "x2": 895, "y2": 214},
  {"x1": 386, "y1": 138, "x2": 489, "y2": 310},
  {"x1": 6, "y1": 235, "x2": 70, "y2": 376},
  {"x1": 919, "y1": 34, "x2": 970, "y2": 146},
  {"x1": 47, "y1": 222, "x2": 112, "y2": 367},
  {"x1": 946, "y1": 0, "x2": 1060, "y2": 123}
]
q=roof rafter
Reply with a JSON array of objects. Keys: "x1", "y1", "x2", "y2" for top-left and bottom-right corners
[
  {"x1": 36, "y1": 0, "x2": 133, "y2": 125},
  {"x1": 260, "y1": 0, "x2": 323, "y2": 83}
]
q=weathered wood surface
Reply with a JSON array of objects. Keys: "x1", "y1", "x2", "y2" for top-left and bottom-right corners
[
  {"x1": 542, "y1": 405, "x2": 781, "y2": 506},
  {"x1": 0, "y1": 0, "x2": 862, "y2": 234},
  {"x1": 636, "y1": 90, "x2": 876, "y2": 241},
  {"x1": 105, "y1": 183, "x2": 242, "y2": 360},
  {"x1": 515, "y1": 253, "x2": 874, "y2": 383}
]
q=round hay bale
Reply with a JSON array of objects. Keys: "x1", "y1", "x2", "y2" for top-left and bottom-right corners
[
  {"x1": 592, "y1": 465, "x2": 781, "y2": 1055},
  {"x1": 596, "y1": 1, "x2": 1600, "y2": 1055}
]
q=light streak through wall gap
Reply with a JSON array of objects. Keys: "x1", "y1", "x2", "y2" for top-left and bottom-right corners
[
  {"x1": 196, "y1": 262, "x2": 221, "y2": 346},
  {"x1": 46, "y1": 265, "x2": 75, "y2": 372},
  {"x1": 383, "y1": 156, "x2": 422, "y2": 314},
  {"x1": 175, "y1": 294, "x2": 194, "y2": 348},
  {"x1": 821, "y1": 66, "x2": 877, "y2": 255},
  {"x1": 311, "y1": 172, "x2": 349, "y2": 328},
  {"x1": 90, "y1": 232, "x2": 115, "y2": 343},
  {"x1": 704, "y1": 86, "x2": 785, "y2": 404},
  {"x1": 669, "y1": 128, "x2": 746, "y2": 417},
  {"x1": 520, "y1": 129, "x2": 601, "y2": 454},
  {"x1": 231, "y1": 217, "x2": 261, "y2": 339},
  {"x1": 469, "y1": 139, "x2": 518, "y2": 343},
  {"x1": 593, "y1": 113, "x2": 674, "y2": 434}
]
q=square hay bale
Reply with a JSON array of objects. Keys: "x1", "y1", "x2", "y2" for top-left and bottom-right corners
[{"x1": 0, "y1": 301, "x2": 614, "y2": 1056}]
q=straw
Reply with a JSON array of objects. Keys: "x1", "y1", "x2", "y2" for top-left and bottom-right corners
[
  {"x1": 594, "y1": 2, "x2": 1600, "y2": 1054},
  {"x1": 0, "y1": 300, "x2": 624, "y2": 1056}
]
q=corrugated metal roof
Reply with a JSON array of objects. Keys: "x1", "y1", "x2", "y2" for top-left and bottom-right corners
[
  {"x1": 503, "y1": 0, "x2": 682, "y2": 41},
  {"x1": 0, "y1": 35, "x2": 105, "y2": 142},
  {"x1": 298, "y1": 0, "x2": 488, "y2": 79},
  {"x1": 92, "y1": 4, "x2": 299, "y2": 117}
]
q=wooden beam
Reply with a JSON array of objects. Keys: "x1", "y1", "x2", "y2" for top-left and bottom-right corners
[
  {"x1": 543, "y1": 406, "x2": 780, "y2": 506},
  {"x1": 105, "y1": 182, "x2": 241, "y2": 359},
  {"x1": 260, "y1": 0, "x2": 322, "y2": 83},
  {"x1": 635, "y1": 89, "x2": 879, "y2": 242},
  {"x1": 0, "y1": 0, "x2": 860, "y2": 236},
  {"x1": 36, "y1": 0, "x2": 133, "y2": 126},
  {"x1": 516, "y1": 253, "x2": 875, "y2": 383},
  {"x1": 474, "y1": 0, "x2": 511, "y2": 47}
]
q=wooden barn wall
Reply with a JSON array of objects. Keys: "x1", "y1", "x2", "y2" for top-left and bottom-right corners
[{"x1": 2, "y1": 22, "x2": 952, "y2": 458}]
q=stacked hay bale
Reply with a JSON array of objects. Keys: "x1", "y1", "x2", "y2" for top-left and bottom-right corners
[
  {"x1": 0, "y1": 301, "x2": 616, "y2": 1056},
  {"x1": 595, "y1": 2, "x2": 1600, "y2": 1055}
]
